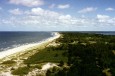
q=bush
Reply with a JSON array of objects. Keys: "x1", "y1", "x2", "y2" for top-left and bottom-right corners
[
  {"x1": 11, "y1": 66, "x2": 30, "y2": 75},
  {"x1": 58, "y1": 60, "x2": 64, "y2": 66}
]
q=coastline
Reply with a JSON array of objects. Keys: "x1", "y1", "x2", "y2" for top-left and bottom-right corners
[{"x1": 0, "y1": 32, "x2": 60, "y2": 59}]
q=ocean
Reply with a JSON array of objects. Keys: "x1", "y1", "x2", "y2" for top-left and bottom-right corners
[
  {"x1": 0, "y1": 32, "x2": 53, "y2": 52},
  {"x1": 80, "y1": 31, "x2": 115, "y2": 35},
  {"x1": 0, "y1": 31, "x2": 115, "y2": 52}
]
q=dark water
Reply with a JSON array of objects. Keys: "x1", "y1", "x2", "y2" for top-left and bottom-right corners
[
  {"x1": 0, "y1": 31, "x2": 115, "y2": 52},
  {"x1": 77, "y1": 31, "x2": 115, "y2": 35},
  {"x1": 96, "y1": 32, "x2": 115, "y2": 35},
  {"x1": 0, "y1": 32, "x2": 53, "y2": 51},
  {"x1": 60, "y1": 31, "x2": 115, "y2": 35}
]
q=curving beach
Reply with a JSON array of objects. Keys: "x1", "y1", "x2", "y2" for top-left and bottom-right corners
[
  {"x1": 0, "y1": 32, "x2": 61, "y2": 75},
  {"x1": 0, "y1": 32, "x2": 60, "y2": 59}
]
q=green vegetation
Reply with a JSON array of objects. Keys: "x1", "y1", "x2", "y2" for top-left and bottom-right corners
[
  {"x1": 11, "y1": 41, "x2": 68, "y2": 75},
  {"x1": 11, "y1": 66, "x2": 31, "y2": 75},
  {"x1": 11, "y1": 64, "x2": 42, "y2": 75},
  {"x1": 1, "y1": 60, "x2": 16, "y2": 64},
  {"x1": 24, "y1": 46, "x2": 68, "y2": 64},
  {"x1": 46, "y1": 32, "x2": 115, "y2": 76},
  {"x1": 11, "y1": 32, "x2": 115, "y2": 76},
  {"x1": 30, "y1": 64, "x2": 42, "y2": 69}
]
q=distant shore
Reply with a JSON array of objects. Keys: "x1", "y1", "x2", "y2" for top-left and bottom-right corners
[{"x1": 0, "y1": 32, "x2": 60, "y2": 59}]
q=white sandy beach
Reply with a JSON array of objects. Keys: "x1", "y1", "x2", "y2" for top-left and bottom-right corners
[{"x1": 0, "y1": 32, "x2": 60, "y2": 59}]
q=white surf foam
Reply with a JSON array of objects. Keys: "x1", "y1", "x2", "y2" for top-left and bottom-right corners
[{"x1": 0, "y1": 32, "x2": 60, "y2": 59}]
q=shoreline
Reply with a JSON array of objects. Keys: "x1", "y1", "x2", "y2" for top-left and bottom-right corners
[{"x1": 0, "y1": 32, "x2": 60, "y2": 59}]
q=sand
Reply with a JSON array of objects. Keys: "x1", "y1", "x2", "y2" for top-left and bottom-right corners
[
  {"x1": 42, "y1": 63, "x2": 57, "y2": 71},
  {"x1": 0, "y1": 32, "x2": 60, "y2": 59}
]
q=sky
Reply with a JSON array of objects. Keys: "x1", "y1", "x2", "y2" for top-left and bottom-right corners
[{"x1": 0, "y1": 0, "x2": 115, "y2": 31}]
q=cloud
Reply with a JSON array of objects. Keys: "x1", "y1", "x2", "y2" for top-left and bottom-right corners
[
  {"x1": 30, "y1": 7, "x2": 60, "y2": 18},
  {"x1": 29, "y1": 8, "x2": 88, "y2": 25},
  {"x1": 58, "y1": 15, "x2": 73, "y2": 24},
  {"x1": 9, "y1": 8, "x2": 23, "y2": 15},
  {"x1": 4, "y1": 8, "x2": 61, "y2": 26},
  {"x1": 97, "y1": 14, "x2": 110, "y2": 22},
  {"x1": 9, "y1": 0, "x2": 44, "y2": 7},
  {"x1": 5, "y1": 7, "x2": 88, "y2": 27},
  {"x1": 78, "y1": 7, "x2": 97, "y2": 13},
  {"x1": 2, "y1": 7, "x2": 115, "y2": 31},
  {"x1": 57, "y1": 4, "x2": 70, "y2": 9},
  {"x1": 105, "y1": 7, "x2": 114, "y2": 11},
  {"x1": 97, "y1": 14, "x2": 115, "y2": 25}
]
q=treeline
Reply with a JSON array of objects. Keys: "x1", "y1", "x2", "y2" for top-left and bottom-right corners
[{"x1": 47, "y1": 32, "x2": 115, "y2": 76}]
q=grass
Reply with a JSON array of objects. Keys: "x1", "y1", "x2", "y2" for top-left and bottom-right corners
[
  {"x1": 11, "y1": 66, "x2": 31, "y2": 75},
  {"x1": 1, "y1": 60, "x2": 16, "y2": 64},
  {"x1": 11, "y1": 64, "x2": 43, "y2": 75},
  {"x1": 30, "y1": 64, "x2": 42, "y2": 69},
  {"x1": 24, "y1": 47, "x2": 68, "y2": 64},
  {"x1": 11, "y1": 44, "x2": 68, "y2": 75}
]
